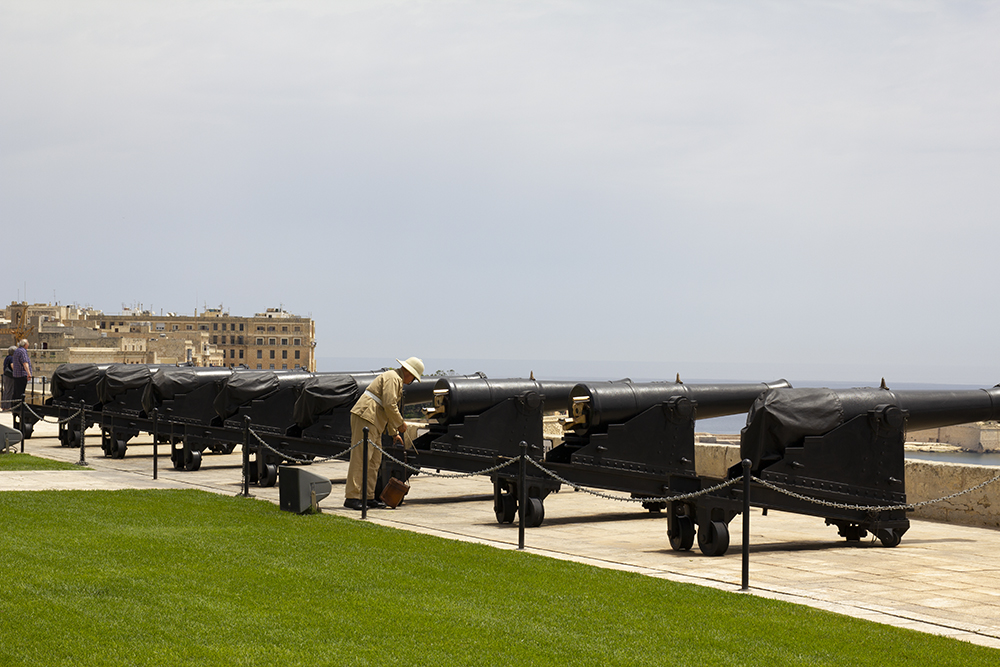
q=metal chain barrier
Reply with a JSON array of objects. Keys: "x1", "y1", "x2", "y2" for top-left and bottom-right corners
[
  {"x1": 525, "y1": 456, "x2": 742, "y2": 503},
  {"x1": 751, "y1": 471, "x2": 1000, "y2": 512},
  {"x1": 248, "y1": 427, "x2": 359, "y2": 464},
  {"x1": 371, "y1": 440, "x2": 520, "y2": 478},
  {"x1": 14, "y1": 401, "x2": 82, "y2": 425}
]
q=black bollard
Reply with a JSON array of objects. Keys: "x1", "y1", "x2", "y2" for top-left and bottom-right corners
[
  {"x1": 152, "y1": 408, "x2": 159, "y2": 480},
  {"x1": 518, "y1": 441, "x2": 527, "y2": 550},
  {"x1": 362, "y1": 426, "x2": 369, "y2": 520},
  {"x1": 742, "y1": 458, "x2": 751, "y2": 591},
  {"x1": 242, "y1": 416, "x2": 251, "y2": 497},
  {"x1": 76, "y1": 402, "x2": 87, "y2": 466}
]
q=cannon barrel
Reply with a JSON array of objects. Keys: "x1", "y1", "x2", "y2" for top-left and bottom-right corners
[
  {"x1": 742, "y1": 385, "x2": 1000, "y2": 467},
  {"x1": 564, "y1": 379, "x2": 792, "y2": 431},
  {"x1": 403, "y1": 372, "x2": 487, "y2": 405},
  {"x1": 425, "y1": 377, "x2": 578, "y2": 423}
]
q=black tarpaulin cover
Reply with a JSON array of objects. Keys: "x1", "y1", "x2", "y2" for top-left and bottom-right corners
[
  {"x1": 50, "y1": 363, "x2": 106, "y2": 399},
  {"x1": 212, "y1": 371, "x2": 316, "y2": 421},
  {"x1": 740, "y1": 388, "x2": 844, "y2": 469},
  {"x1": 141, "y1": 367, "x2": 234, "y2": 414},
  {"x1": 97, "y1": 364, "x2": 158, "y2": 404},
  {"x1": 292, "y1": 375, "x2": 364, "y2": 428}
]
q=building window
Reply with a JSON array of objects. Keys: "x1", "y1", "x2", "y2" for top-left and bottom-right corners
[
  {"x1": 187, "y1": 325, "x2": 193, "y2": 330},
  {"x1": 282, "y1": 364, "x2": 287, "y2": 369},
  {"x1": 294, "y1": 326, "x2": 301, "y2": 332},
  {"x1": 239, "y1": 350, "x2": 244, "y2": 359},
  {"x1": 256, "y1": 337, "x2": 263, "y2": 345},
  {"x1": 281, "y1": 338, "x2": 288, "y2": 346},
  {"x1": 256, "y1": 326, "x2": 264, "y2": 332},
  {"x1": 155, "y1": 323, "x2": 164, "y2": 331},
  {"x1": 239, "y1": 324, "x2": 244, "y2": 331},
  {"x1": 230, "y1": 349, "x2": 235, "y2": 358},
  {"x1": 256, "y1": 350, "x2": 262, "y2": 359},
  {"x1": 293, "y1": 338, "x2": 301, "y2": 346},
  {"x1": 230, "y1": 323, "x2": 236, "y2": 331},
  {"x1": 268, "y1": 326, "x2": 275, "y2": 332},
  {"x1": 213, "y1": 323, "x2": 218, "y2": 330},
  {"x1": 256, "y1": 364, "x2": 262, "y2": 369},
  {"x1": 269, "y1": 350, "x2": 275, "y2": 359},
  {"x1": 269, "y1": 364, "x2": 274, "y2": 369},
  {"x1": 237, "y1": 336, "x2": 243, "y2": 345},
  {"x1": 200, "y1": 325, "x2": 208, "y2": 331},
  {"x1": 294, "y1": 350, "x2": 300, "y2": 360},
  {"x1": 282, "y1": 350, "x2": 287, "y2": 359},
  {"x1": 211, "y1": 335, "x2": 217, "y2": 344},
  {"x1": 294, "y1": 364, "x2": 300, "y2": 369},
  {"x1": 268, "y1": 338, "x2": 276, "y2": 345},
  {"x1": 282, "y1": 326, "x2": 288, "y2": 333},
  {"x1": 172, "y1": 325, "x2": 179, "y2": 331}
]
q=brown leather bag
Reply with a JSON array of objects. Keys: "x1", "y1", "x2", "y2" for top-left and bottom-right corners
[{"x1": 380, "y1": 476, "x2": 410, "y2": 509}]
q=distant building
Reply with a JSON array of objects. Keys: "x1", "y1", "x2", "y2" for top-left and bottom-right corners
[{"x1": 3, "y1": 302, "x2": 317, "y2": 378}]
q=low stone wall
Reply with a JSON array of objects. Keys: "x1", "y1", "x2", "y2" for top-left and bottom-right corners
[
  {"x1": 906, "y1": 460, "x2": 1000, "y2": 529},
  {"x1": 695, "y1": 443, "x2": 1000, "y2": 529}
]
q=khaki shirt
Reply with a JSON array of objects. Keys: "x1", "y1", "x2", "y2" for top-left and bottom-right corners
[{"x1": 350, "y1": 369, "x2": 405, "y2": 435}]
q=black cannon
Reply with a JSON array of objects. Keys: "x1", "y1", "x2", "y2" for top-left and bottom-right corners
[
  {"x1": 43, "y1": 363, "x2": 112, "y2": 447},
  {"x1": 233, "y1": 371, "x2": 385, "y2": 487},
  {"x1": 382, "y1": 377, "x2": 586, "y2": 525},
  {"x1": 683, "y1": 385, "x2": 1000, "y2": 557},
  {"x1": 141, "y1": 366, "x2": 239, "y2": 470}
]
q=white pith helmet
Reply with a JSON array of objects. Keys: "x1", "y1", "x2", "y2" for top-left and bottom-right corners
[{"x1": 397, "y1": 357, "x2": 424, "y2": 381}]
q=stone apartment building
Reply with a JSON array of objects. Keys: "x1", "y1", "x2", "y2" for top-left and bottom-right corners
[{"x1": 2, "y1": 301, "x2": 316, "y2": 378}]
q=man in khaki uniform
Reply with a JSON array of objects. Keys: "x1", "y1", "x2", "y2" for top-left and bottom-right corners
[{"x1": 344, "y1": 357, "x2": 424, "y2": 510}]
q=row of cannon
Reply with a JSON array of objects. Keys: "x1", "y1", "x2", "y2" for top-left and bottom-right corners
[{"x1": 13, "y1": 363, "x2": 1000, "y2": 556}]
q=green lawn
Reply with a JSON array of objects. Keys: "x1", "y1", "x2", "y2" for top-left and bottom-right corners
[
  {"x1": 0, "y1": 453, "x2": 89, "y2": 471},
  {"x1": 0, "y1": 490, "x2": 995, "y2": 666}
]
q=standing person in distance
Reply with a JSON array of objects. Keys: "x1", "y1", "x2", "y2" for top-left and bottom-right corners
[
  {"x1": 344, "y1": 357, "x2": 424, "y2": 510},
  {"x1": 1, "y1": 346, "x2": 15, "y2": 410},
  {"x1": 11, "y1": 339, "x2": 32, "y2": 408}
]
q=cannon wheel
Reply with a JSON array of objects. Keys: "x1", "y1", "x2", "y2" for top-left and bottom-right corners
[
  {"x1": 524, "y1": 497, "x2": 545, "y2": 528},
  {"x1": 172, "y1": 453, "x2": 184, "y2": 471},
  {"x1": 697, "y1": 520, "x2": 730, "y2": 557},
  {"x1": 184, "y1": 450, "x2": 202, "y2": 472},
  {"x1": 259, "y1": 463, "x2": 278, "y2": 488},
  {"x1": 495, "y1": 494, "x2": 517, "y2": 524},
  {"x1": 111, "y1": 438, "x2": 128, "y2": 460},
  {"x1": 877, "y1": 528, "x2": 902, "y2": 548},
  {"x1": 668, "y1": 515, "x2": 695, "y2": 552}
]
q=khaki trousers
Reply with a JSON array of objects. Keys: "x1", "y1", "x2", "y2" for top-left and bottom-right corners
[{"x1": 345, "y1": 414, "x2": 381, "y2": 500}]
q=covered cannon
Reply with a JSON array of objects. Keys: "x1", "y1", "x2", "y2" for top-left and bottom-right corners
[
  {"x1": 685, "y1": 384, "x2": 1000, "y2": 557},
  {"x1": 44, "y1": 363, "x2": 113, "y2": 448}
]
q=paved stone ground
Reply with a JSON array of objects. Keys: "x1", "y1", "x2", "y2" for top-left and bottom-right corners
[{"x1": 3, "y1": 412, "x2": 1000, "y2": 649}]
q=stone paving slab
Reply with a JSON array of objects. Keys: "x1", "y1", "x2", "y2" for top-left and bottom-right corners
[{"x1": 3, "y1": 412, "x2": 1000, "y2": 649}]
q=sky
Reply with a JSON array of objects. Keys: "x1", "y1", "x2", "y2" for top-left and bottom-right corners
[{"x1": 2, "y1": 1, "x2": 999, "y2": 385}]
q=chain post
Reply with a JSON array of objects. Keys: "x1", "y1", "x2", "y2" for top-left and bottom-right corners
[
  {"x1": 152, "y1": 408, "x2": 159, "y2": 480},
  {"x1": 362, "y1": 426, "x2": 369, "y2": 520},
  {"x1": 742, "y1": 459, "x2": 751, "y2": 591},
  {"x1": 76, "y1": 401, "x2": 87, "y2": 466},
  {"x1": 242, "y1": 416, "x2": 251, "y2": 497},
  {"x1": 518, "y1": 441, "x2": 527, "y2": 550}
]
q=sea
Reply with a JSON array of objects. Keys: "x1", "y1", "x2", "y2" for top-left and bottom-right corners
[{"x1": 317, "y1": 357, "x2": 1000, "y2": 467}]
